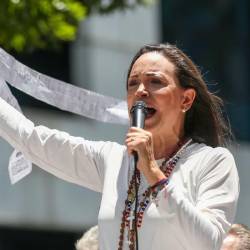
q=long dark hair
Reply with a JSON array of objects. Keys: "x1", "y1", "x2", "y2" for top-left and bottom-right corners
[{"x1": 127, "y1": 43, "x2": 232, "y2": 147}]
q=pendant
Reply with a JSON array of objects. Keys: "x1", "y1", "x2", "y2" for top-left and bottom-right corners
[{"x1": 127, "y1": 192, "x2": 135, "y2": 202}]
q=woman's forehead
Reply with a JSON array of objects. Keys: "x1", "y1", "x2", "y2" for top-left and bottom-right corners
[{"x1": 129, "y1": 52, "x2": 176, "y2": 77}]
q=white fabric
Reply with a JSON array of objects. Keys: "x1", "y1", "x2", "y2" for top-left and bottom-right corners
[
  {"x1": 0, "y1": 97, "x2": 239, "y2": 250},
  {"x1": 0, "y1": 78, "x2": 32, "y2": 183}
]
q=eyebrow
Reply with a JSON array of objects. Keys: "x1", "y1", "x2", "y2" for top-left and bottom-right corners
[
  {"x1": 129, "y1": 72, "x2": 165, "y2": 78},
  {"x1": 145, "y1": 72, "x2": 163, "y2": 77}
]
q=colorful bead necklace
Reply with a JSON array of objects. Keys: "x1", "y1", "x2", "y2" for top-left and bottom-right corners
[{"x1": 118, "y1": 138, "x2": 192, "y2": 250}]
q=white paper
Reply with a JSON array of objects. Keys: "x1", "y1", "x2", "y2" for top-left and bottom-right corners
[
  {"x1": 8, "y1": 150, "x2": 32, "y2": 184},
  {"x1": 0, "y1": 79, "x2": 32, "y2": 184},
  {"x1": 0, "y1": 47, "x2": 129, "y2": 125}
]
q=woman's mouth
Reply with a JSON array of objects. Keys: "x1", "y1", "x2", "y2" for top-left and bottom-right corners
[{"x1": 146, "y1": 107, "x2": 157, "y2": 119}]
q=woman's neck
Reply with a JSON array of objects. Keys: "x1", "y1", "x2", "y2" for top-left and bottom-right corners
[{"x1": 153, "y1": 133, "x2": 184, "y2": 160}]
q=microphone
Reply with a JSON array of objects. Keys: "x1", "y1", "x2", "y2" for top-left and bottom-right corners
[
  {"x1": 130, "y1": 101, "x2": 147, "y2": 163},
  {"x1": 130, "y1": 101, "x2": 147, "y2": 129},
  {"x1": 130, "y1": 101, "x2": 147, "y2": 250}
]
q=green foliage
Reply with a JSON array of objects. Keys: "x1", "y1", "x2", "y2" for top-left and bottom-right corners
[
  {"x1": 0, "y1": 0, "x2": 154, "y2": 52},
  {"x1": 0, "y1": 0, "x2": 87, "y2": 52}
]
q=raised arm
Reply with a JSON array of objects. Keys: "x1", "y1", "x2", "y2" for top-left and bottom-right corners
[{"x1": 0, "y1": 97, "x2": 116, "y2": 192}]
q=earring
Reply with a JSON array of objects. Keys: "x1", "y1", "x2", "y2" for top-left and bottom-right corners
[{"x1": 182, "y1": 109, "x2": 186, "y2": 113}]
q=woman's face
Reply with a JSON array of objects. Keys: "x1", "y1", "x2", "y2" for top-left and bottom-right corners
[{"x1": 127, "y1": 52, "x2": 192, "y2": 138}]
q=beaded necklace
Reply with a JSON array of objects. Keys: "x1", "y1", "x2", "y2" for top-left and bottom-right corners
[{"x1": 118, "y1": 138, "x2": 192, "y2": 250}]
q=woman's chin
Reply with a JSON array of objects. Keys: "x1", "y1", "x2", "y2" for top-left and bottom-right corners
[{"x1": 144, "y1": 115, "x2": 158, "y2": 130}]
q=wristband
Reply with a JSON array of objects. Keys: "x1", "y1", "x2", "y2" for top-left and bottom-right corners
[
  {"x1": 151, "y1": 178, "x2": 169, "y2": 201},
  {"x1": 151, "y1": 177, "x2": 168, "y2": 189}
]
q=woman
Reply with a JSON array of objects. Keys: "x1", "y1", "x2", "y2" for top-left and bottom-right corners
[{"x1": 0, "y1": 43, "x2": 239, "y2": 250}]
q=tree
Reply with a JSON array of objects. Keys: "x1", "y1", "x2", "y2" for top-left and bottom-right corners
[{"x1": 0, "y1": 0, "x2": 154, "y2": 52}]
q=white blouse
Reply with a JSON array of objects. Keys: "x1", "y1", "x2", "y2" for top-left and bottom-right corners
[{"x1": 0, "y1": 98, "x2": 239, "y2": 250}]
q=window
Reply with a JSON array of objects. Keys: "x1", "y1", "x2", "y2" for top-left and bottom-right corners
[{"x1": 161, "y1": 0, "x2": 250, "y2": 141}]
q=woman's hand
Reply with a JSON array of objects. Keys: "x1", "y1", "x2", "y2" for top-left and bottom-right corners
[
  {"x1": 125, "y1": 127, "x2": 166, "y2": 186},
  {"x1": 126, "y1": 127, "x2": 154, "y2": 167}
]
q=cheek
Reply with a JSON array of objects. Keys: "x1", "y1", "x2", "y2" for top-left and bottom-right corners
[
  {"x1": 156, "y1": 94, "x2": 183, "y2": 117},
  {"x1": 156, "y1": 89, "x2": 179, "y2": 106}
]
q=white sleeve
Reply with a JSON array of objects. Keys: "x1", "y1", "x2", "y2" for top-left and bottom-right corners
[
  {"x1": 155, "y1": 147, "x2": 239, "y2": 250},
  {"x1": 0, "y1": 97, "x2": 114, "y2": 192}
]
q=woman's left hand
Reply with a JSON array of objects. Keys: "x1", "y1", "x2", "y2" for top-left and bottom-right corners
[{"x1": 125, "y1": 127, "x2": 165, "y2": 185}]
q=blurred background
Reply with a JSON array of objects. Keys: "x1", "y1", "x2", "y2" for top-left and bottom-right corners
[{"x1": 0, "y1": 0, "x2": 249, "y2": 249}]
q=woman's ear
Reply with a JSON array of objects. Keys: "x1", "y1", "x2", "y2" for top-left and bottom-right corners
[{"x1": 181, "y1": 88, "x2": 196, "y2": 112}]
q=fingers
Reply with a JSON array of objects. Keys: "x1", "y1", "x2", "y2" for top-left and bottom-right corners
[
  {"x1": 125, "y1": 127, "x2": 153, "y2": 155},
  {"x1": 125, "y1": 135, "x2": 148, "y2": 154},
  {"x1": 126, "y1": 127, "x2": 152, "y2": 141},
  {"x1": 128, "y1": 127, "x2": 150, "y2": 133},
  {"x1": 125, "y1": 130, "x2": 151, "y2": 146}
]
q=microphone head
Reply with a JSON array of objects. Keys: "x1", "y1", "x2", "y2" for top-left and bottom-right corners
[
  {"x1": 130, "y1": 101, "x2": 147, "y2": 114},
  {"x1": 130, "y1": 101, "x2": 148, "y2": 128}
]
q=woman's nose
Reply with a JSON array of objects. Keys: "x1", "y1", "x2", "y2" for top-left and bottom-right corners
[{"x1": 135, "y1": 83, "x2": 149, "y2": 97}]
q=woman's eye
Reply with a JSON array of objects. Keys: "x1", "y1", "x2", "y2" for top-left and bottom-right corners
[
  {"x1": 128, "y1": 80, "x2": 138, "y2": 87},
  {"x1": 150, "y1": 79, "x2": 162, "y2": 85}
]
